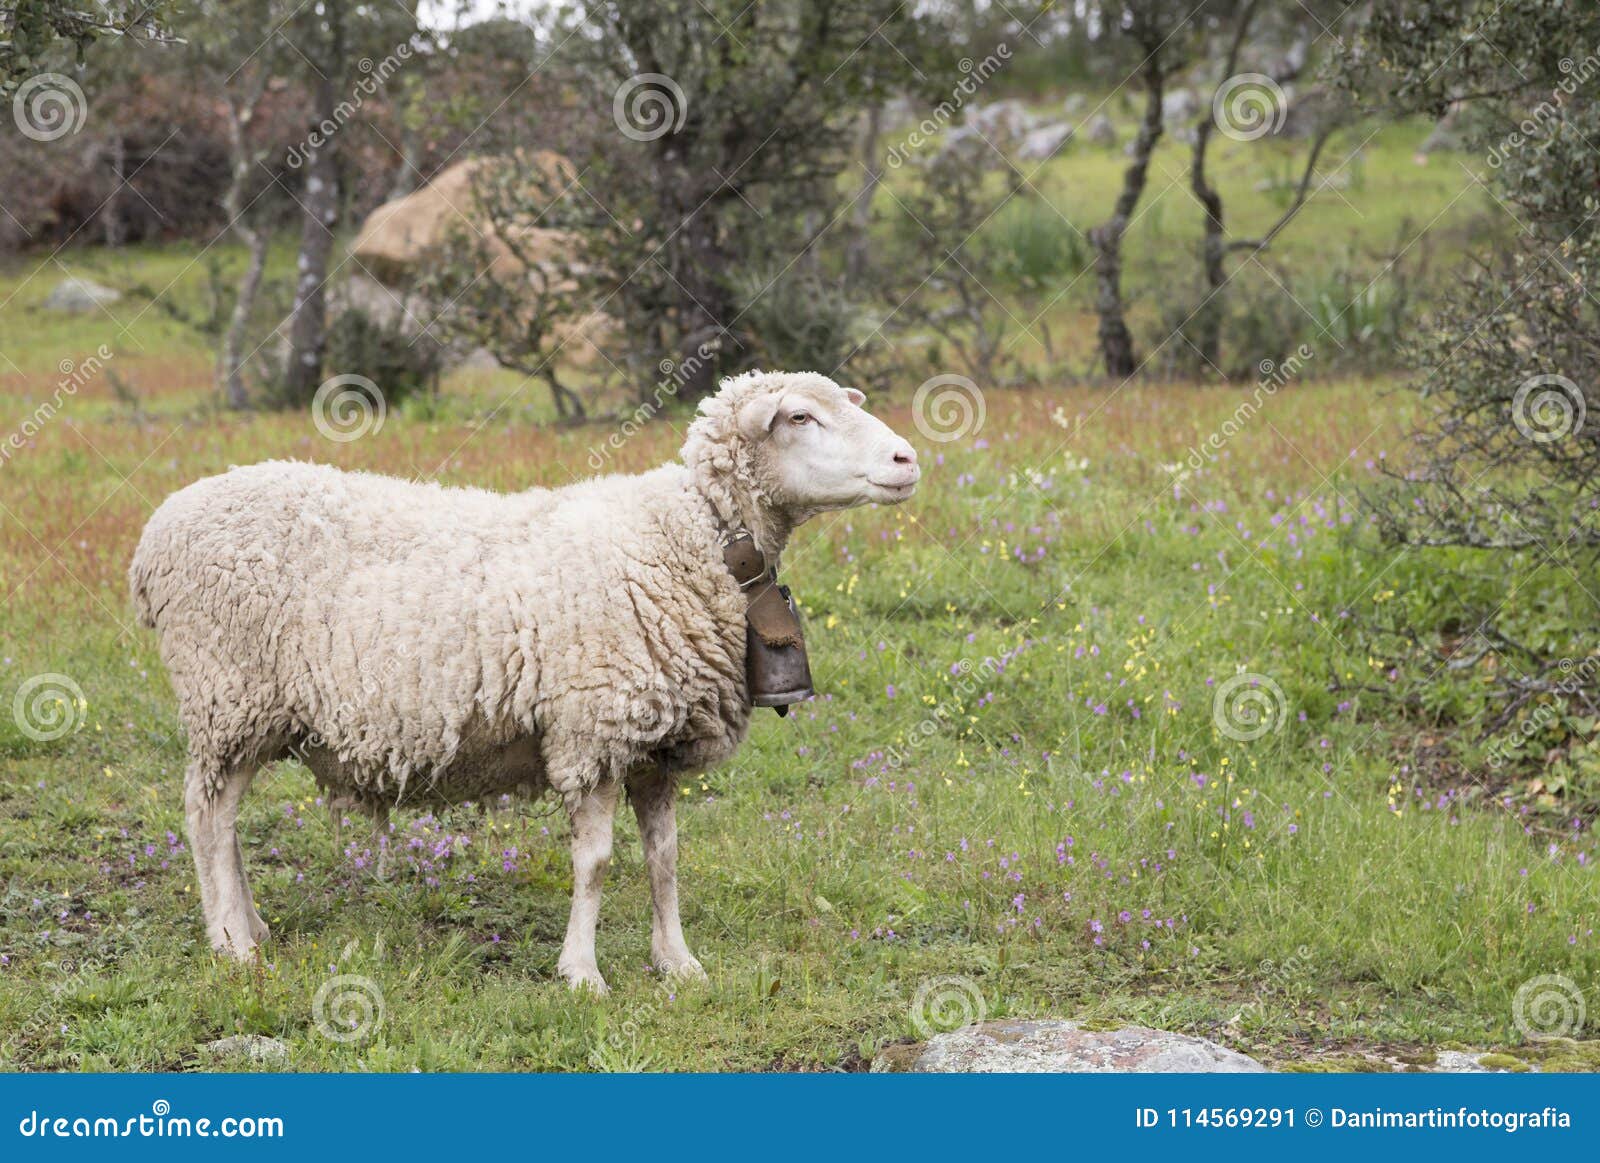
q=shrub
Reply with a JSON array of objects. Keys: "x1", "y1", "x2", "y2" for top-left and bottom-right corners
[{"x1": 319, "y1": 307, "x2": 441, "y2": 407}]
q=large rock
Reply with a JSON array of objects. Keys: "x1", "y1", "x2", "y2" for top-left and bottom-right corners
[
  {"x1": 42, "y1": 277, "x2": 121, "y2": 314},
  {"x1": 965, "y1": 99, "x2": 1041, "y2": 142},
  {"x1": 1016, "y1": 123, "x2": 1073, "y2": 162},
  {"x1": 1162, "y1": 88, "x2": 1199, "y2": 126},
  {"x1": 874, "y1": 1020, "x2": 1268, "y2": 1073},
  {"x1": 1086, "y1": 113, "x2": 1117, "y2": 147},
  {"x1": 351, "y1": 154, "x2": 576, "y2": 286},
  {"x1": 347, "y1": 155, "x2": 616, "y2": 373},
  {"x1": 201, "y1": 1034, "x2": 290, "y2": 1069}
]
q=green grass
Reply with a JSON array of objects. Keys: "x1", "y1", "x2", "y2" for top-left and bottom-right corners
[
  {"x1": 0, "y1": 103, "x2": 1589, "y2": 1072},
  {"x1": 1, "y1": 373, "x2": 1596, "y2": 1072}
]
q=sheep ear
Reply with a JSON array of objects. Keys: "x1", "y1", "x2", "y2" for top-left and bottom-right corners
[
  {"x1": 737, "y1": 394, "x2": 783, "y2": 442},
  {"x1": 843, "y1": 388, "x2": 866, "y2": 407}
]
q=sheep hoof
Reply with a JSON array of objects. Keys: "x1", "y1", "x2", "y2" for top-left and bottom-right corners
[
  {"x1": 212, "y1": 928, "x2": 261, "y2": 963},
  {"x1": 560, "y1": 965, "x2": 610, "y2": 997},
  {"x1": 658, "y1": 956, "x2": 707, "y2": 984}
]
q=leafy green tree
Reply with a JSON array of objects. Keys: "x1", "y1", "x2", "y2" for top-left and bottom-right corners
[
  {"x1": 1, "y1": 0, "x2": 172, "y2": 93},
  {"x1": 1350, "y1": 2, "x2": 1600, "y2": 757},
  {"x1": 429, "y1": 0, "x2": 927, "y2": 408}
]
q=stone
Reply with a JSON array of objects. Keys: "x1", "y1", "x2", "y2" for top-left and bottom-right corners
[
  {"x1": 965, "y1": 99, "x2": 1040, "y2": 142},
  {"x1": 351, "y1": 154, "x2": 577, "y2": 286},
  {"x1": 1162, "y1": 88, "x2": 1198, "y2": 125},
  {"x1": 1016, "y1": 122, "x2": 1073, "y2": 162},
  {"x1": 42, "y1": 277, "x2": 121, "y2": 314},
  {"x1": 1086, "y1": 113, "x2": 1117, "y2": 147},
  {"x1": 202, "y1": 1034, "x2": 290, "y2": 1069},
  {"x1": 873, "y1": 1020, "x2": 1268, "y2": 1073}
]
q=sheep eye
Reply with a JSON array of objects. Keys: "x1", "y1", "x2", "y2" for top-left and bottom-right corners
[{"x1": 788, "y1": 412, "x2": 813, "y2": 426}]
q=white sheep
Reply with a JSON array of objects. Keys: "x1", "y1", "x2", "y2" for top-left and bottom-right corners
[{"x1": 129, "y1": 370, "x2": 920, "y2": 992}]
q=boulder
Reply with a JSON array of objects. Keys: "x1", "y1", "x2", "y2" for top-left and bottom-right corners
[
  {"x1": 1086, "y1": 113, "x2": 1117, "y2": 147},
  {"x1": 965, "y1": 99, "x2": 1041, "y2": 142},
  {"x1": 347, "y1": 155, "x2": 617, "y2": 373},
  {"x1": 873, "y1": 1020, "x2": 1268, "y2": 1073},
  {"x1": 201, "y1": 1034, "x2": 290, "y2": 1069},
  {"x1": 1016, "y1": 122, "x2": 1073, "y2": 162},
  {"x1": 351, "y1": 154, "x2": 577, "y2": 286},
  {"x1": 42, "y1": 277, "x2": 121, "y2": 314},
  {"x1": 1162, "y1": 88, "x2": 1199, "y2": 126}
]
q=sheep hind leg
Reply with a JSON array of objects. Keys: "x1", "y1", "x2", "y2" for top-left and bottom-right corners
[
  {"x1": 556, "y1": 778, "x2": 621, "y2": 996},
  {"x1": 628, "y1": 771, "x2": 705, "y2": 983},
  {"x1": 184, "y1": 757, "x2": 265, "y2": 959}
]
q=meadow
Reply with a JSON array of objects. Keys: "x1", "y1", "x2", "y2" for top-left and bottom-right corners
[
  {"x1": 1, "y1": 369, "x2": 1597, "y2": 1071},
  {"x1": 0, "y1": 106, "x2": 1596, "y2": 1074}
]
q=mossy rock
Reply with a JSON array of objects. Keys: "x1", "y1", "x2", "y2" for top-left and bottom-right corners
[
  {"x1": 1474, "y1": 1052, "x2": 1530, "y2": 1072},
  {"x1": 1282, "y1": 1055, "x2": 1389, "y2": 1073},
  {"x1": 1517, "y1": 1039, "x2": 1600, "y2": 1073}
]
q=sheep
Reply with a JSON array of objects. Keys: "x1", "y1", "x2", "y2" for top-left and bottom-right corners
[{"x1": 129, "y1": 370, "x2": 921, "y2": 992}]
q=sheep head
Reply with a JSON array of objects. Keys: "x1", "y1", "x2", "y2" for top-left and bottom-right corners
[{"x1": 683, "y1": 370, "x2": 920, "y2": 557}]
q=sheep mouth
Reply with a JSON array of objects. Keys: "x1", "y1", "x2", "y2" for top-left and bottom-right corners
[{"x1": 867, "y1": 477, "x2": 919, "y2": 500}]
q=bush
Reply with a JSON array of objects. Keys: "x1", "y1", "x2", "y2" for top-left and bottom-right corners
[
  {"x1": 319, "y1": 307, "x2": 442, "y2": 407},
  {"x1": 979, "y1": 198, "x2": 1089, "y2": 291},
  {"x1": 735, "y1": 268, "x2": 876, "y2": 377}
]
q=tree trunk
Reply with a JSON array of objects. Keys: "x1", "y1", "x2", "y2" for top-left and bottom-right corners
[
  {"x1": 284, "y1": 81, "x2": 341, "y2": 405},
  {"x1": 218, "y1": 226, "x2": 268, "y2": 408},
  {"x1": 218, "y1": 98, "x2": 268, "y2": 409},
  {"x1": 1089, "y1": 54, "x2": 1165, "y2": 379},
  {"x1": 845, "y1": 103, "x2": 884, "y2": 284},
  {"x1": 675, "y1": 203, "x2": 733, "y2": 402},
  {"x1": 1189, "y1": 0, "x2": 1259, "y2": 376},
  {"x1": 101, "y1": 133, "x2": 125, "y2": 248}
]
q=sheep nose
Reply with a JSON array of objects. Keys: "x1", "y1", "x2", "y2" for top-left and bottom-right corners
[{"x1": 892, "y1": 441, "x2": 917, "y2": 466}]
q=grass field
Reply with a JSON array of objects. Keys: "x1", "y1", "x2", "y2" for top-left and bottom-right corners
[
  {"x1": 1, "y1": 96, "x2": 1595, "y2": 1073},
  {"x1": 1, "y1": 370, "x2": 1597, "y2": 1072}
]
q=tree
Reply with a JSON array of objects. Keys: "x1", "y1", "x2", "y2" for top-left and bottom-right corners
[
  {"x1": 1, "y1": 0, "x2": 172, "y2": 94},
  {"x1": 171, "y1": 0, "x2": 304, "y2": 408},
  {"x1": 430, "y1": 0, "x2": 925, "y2": 410},
  {"x1": 1183, "y1": 0, "x2": 1351, "y2": 374},
  {"x1": 1349, "y1": 2, "x2": 1600, "y2": 761},
  {"x1": 1087, "y1": 0, "x2": 1192, "y2": 378},
  {"x1": 278, "y1": 0, "x2": 422, "y2": 407}
]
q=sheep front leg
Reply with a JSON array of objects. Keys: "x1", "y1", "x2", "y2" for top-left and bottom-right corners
[
  {"x1": 629, "y1": 772, "x2": 705, "y2": 982},
  {"x1": 557, "y1": 779, "x2": 621, "y2": 995}
]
